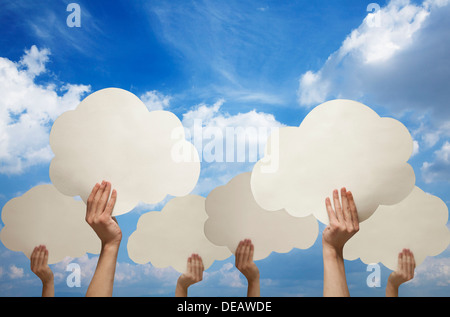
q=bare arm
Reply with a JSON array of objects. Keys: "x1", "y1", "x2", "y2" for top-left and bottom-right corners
[
  {"x1": 30, "y1": 245, "x2": 54, "y2": 297},
  {"x1": 175, "y1": 254, "x2": 204, "y2": 297},
  {"x1": 235, "y1": 239, "x2": 260, "y2": 297},
  {"x1": 386, "y1": 249, "x2": 415, "y2": 297},
  {"x1": 322, "y1": 188, "x2": 359, "y2": 297},
  {"x1": 85, "y1": 181, "x2": 122, "y2": 297}
]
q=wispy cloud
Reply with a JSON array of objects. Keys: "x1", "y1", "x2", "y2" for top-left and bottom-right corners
[
  {"x1": 142, "y1": 0, "x2": 299, "y2": 106},
  {"x1": 3, "y1": 1, "x2": 104, "y2": 56}
]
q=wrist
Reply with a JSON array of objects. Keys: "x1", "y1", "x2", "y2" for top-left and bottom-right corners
[
  {"x1": 175, "y1": 278, "x2": 189, "y2": 297},
  {"x1": 323, "y1": 243, "x2": 343, "y2": 259},
  {"x1": 386, "y1": 279, "x2": 399, "y2": 297},
  {"x1": 246, "y1": 272, "x2": 260, "y2": 285},
  {"x1": 387, "y1": 274, "x2": 402, "y2": 289},
  {"x1": 101, "y1": 240, "x2": 121, "y2": 252},
  {"x1": 42, "y1": 277, "x2": 54, "y2": 286}
]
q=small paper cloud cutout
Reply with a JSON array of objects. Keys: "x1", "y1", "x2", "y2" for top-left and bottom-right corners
[
  {"x1": 0, "y1": 185, "x2": 100, "y2": 264},
  {"x1": 127, "y1": 195, "x2": 231, "y2": 273},
  {"x1": 49, "y1": 87, "x2": 200, "y2": 216},
  {"x1": 344, "y1": 186, "x2": 450, "y2": 270},
  {"x1": 204, "y1": 172, "x2": 319, "y2": 260},
  {"x1": 251, "y1": 99, "x2": 415, "y2": 224}
]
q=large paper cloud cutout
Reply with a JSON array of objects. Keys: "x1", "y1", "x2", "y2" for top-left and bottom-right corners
[
  {"x1": 344, "y1": 186, "x2": 450, "y2": 270},
  {"x1": 127, "y1": 195, "x2": 231, "y2": 273},
  {"x1": 49, "y1": 87, "x2": 200, "y2": 216},
  {"x1": 204, "y1": 172, "x2": 319, "y2": 260},
  {"x1": 251, "y1": 99, "x2": 415, "y2": 224},
  {"x1": 0, "y1": 185, "x2": 100, "y2": 264}
]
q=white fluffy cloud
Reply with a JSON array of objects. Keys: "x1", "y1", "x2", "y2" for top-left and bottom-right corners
[
  {"x1": 411, "y1": 256, "x2": 450, "y2": 287},
  {"x1": 182, "y1": 99, "x2": 285, "y2": 164},
  {"x1": 0, "y1": 184, "x2": 100, "y2": 264},
  {"x1": 421, "y1": 141, "x2": 450, "y2": 183},
  {"x1": 298, "y1": 0, "x2": 450, "y2": 146},
  {"x1": 8, "y1": 265, "x2": 24, "y2": 279},
  {"x1": 140, "y1": 90, "x2": 171, "y2": 111},
  {"x1": 0, "y1": 45, "x2": 91, "y2": 174},
  {"x1": 344, "y1": 186, "x2": 450, "y2": 270},
  {"x1": 127, "y1": 195, "x2": 231, "y2": 273},
  {"x1": 204, "y1": 172, "x2": 318, "y2": 260},
  {"x1": 49, "y1": 88, "x2": 200, "y2": 216},
  {"x1": 180, "y1": 99, "x2": 286, "y2": 198},
  {"x1": 251, "y1": 99, "x2": 415, "y2": 224}
]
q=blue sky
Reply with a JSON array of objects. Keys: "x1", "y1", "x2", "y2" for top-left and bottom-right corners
[{"x1": 0, "y1": 0, "x2": 449, "y2": 297}]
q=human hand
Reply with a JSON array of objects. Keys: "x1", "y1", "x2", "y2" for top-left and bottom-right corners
[
  {"x1": 235, "y1": 239, "x2": 260, "y2": 284},
  {"x1": 86, "y1": 181, "x2": 122, "y2": 248},
  {"x1": 322, "y1": 188, "x2": 359, "y2": 254},
  {"x1": 387, "y1": 248, "x2": 416, "y2": 296},
  {"x1": 176, "y1": 254, "x2": 204, "y2": 296},
  {"x1": 30, "y1": 245, "x2": 54, "y2": 284}
]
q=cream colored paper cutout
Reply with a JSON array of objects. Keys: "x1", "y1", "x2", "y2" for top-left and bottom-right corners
[
  {"x1": 49, "y1": 87, "x2": 200, "y2": 216},
  {"x1": 344, "y1": 186, "x2": 450, "y2": 270},
  {"x1": 251, "y1": 99, "x2": 415, "y2": 224},
  {"x1": 127, "y1": 195, "x2": 231, "y2": 273},
  {"x1": 204, "y1": 172, "x2": 319, "y2": 260},
  {"x1": 0, "y1": 185, "x2": 100, "y2": 264}
]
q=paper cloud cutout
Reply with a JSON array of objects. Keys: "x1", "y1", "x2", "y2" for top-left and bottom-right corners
[
  {"x1": 251, "y1": 99, "x2": 415, "y2": 224},
  {"x1": 344, "y1": 186, "x2": 450, "y2": 270},
  {"x1": 0, "y1": 185, "x2": 100, "y2": 264},
  {"x1": 127, "y1": 195, "x2": 231, "y2": 273},
  {"x1": 204, "y1": 172, "x2": 319, "y2": 260},
  {"x1": 49, "y1": 87, "x2": 200, "y2": 216}
]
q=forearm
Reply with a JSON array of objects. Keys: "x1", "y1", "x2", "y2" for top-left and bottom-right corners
[
  {"x1": 175, "y1": 282, "x2": 188, "y2": 297},
  {"x1": 323, "y1": 245, "x2": 349, "y2": 297},
  {"x1": 386, "y1": 277, "x2": 400, "y2": 297},
  {"x1": 247, "y1": 278, "x2": 260, "y2": 297},
  {"x1": 41, "y1": 280, "x2": 54, "y2": 297},
  {"x1": 385, "y1": 283, "x2": 399, "y2": 297},
  {"x1": 86, "y1": 242, "x2": 120, "y2": 297}
]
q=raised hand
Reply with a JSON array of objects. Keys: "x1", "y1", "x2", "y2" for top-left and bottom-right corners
[
  {"x1": 386, "y1": 248, "x2": 416, "y2": 297},
  {"x1": 175, "y1": 253, "x2": 204, "y2": 297},
  {"x1": 322, "y1": 187, "x2": 359, "y2": 297},
  {"x1": 235, "y1": 239, "x2": 260, "y2": 297},
  {"x1": 323, "y1": 188, "x2": 359, "y2": 252},
  {"x1": 30, "y1": 245, "x2": 54, "y2": 297},
  {"x1": 85, "y1": 180, "x2": 121, "y2": 297},
  {"x1": 85, "y1": 181, "x2": 121, "y2": 248}
]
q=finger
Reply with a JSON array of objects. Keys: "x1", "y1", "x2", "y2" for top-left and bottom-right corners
[
  {"x1": 397, "y1": 251, "x2": 403, "y2": 272},
  {"x1": 86, "y1": 183, "x2": 100, "y2": 217},
  {"x1": 98, "y1": 181, "x2": 112, "y2": 215},
  {"x1": 199, "y1": 255, "x2": 204, "y2": 272},
  {"x1": 30, "y1": 246, "x2": 38, "y2": 268},
  {"x1": 333, "y1": 189, "x2": 343, "y2": 223},
  {"x1": 186, "y1": 255, "x2": 193, "y2": 273},
  {"x1": 191, "y1": 254, "x2": 198, "y2": 278},
  {"x1": 400, "y1": 249, "x2": 407, "y2": 273},
  {"x1": 91, "y1": 181, "x2": 106, "y2": 216},
  {"x1": 37, "y1": 245, "x2": 45, "y2": 267},
  {"x1": 405, "y1": 249, "x2": 413, "y2": 278},
  {"x1": 235, "y1": 240, "x2": 244, "y2": 267},
  {"x1": 325, "y1": 197, "x2": 337, "y2": 224},
  {"x1": 42, "y1": 246, "x2": 49, "y2": 266},
  {"x1": 341, "y1": 187, "x2": 352, "y2": 226},
  {"x1": 104, "y1": 189, "x2": 117, "y2": 217},
  {"x1": 243, "y1": 239, "x2": 251, "y2": 264},
  {"x1": 346, "y1": 191, "x2": 359, "y2": 230},
  {"x1": 195, "y1": 254, "x2": 203, "y2": 279},
  {"x1": 248, "y1": 240, "x2": 255, "y2": 263}
]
